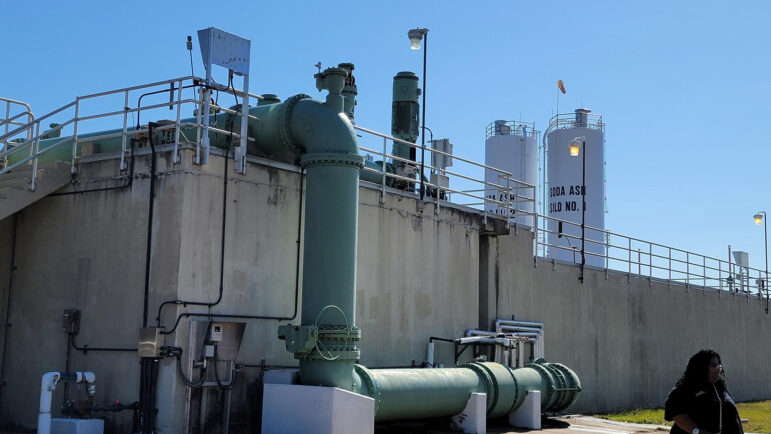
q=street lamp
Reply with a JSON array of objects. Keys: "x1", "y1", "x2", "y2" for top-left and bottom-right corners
[
  {"x1": 569, "y1": 137, "x2": 586, "y2": 283},
  {"x1": 408, "y1": 27, "x2": 429, "y2": 200},
  {"x1": 754, "y1": 211, "x2": 768, "y2": 312}
]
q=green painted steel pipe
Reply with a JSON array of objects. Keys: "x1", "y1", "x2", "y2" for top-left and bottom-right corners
[
  {"x1": 252, "y1": 68, "x2": 364, "y2": 391},
  {"x1": 354, "y1": 360, "x2": 581, "y2": 422},
  {"x1": 4, "y1": 110, "x2": 238, "y2": 168}
]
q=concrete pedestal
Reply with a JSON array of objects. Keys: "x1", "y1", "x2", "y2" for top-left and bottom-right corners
[
  {"x1": 451, "y1": 392, "x2": 487, "y2": 433},
  {"x1": 50, "y1": 418, "x2": 104, "y2": 434},
  {"x1": 262, "y1": 384, "x2": 374, "y2": 434},
  {"x1": 508, "y1": 390, "x2": 541, "y2": 429}
]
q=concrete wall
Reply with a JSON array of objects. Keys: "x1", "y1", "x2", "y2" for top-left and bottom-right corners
[
  {"x1": 0, "y1": 149, "x2": 769, "y2": 432},
  {"x1": 485, "y1": 229, "x2": 771, "y2": 413}
]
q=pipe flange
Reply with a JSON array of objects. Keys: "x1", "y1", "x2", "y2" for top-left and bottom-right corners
[
  {"x1": 354, "y1": 365, "x2": 381, "y2": 414},
  {"x1": 299, "y1": 348, "x2": 360, "y2": 362},
  {"x1": 279, "y1": 94, "x2": 311, "y2": 154},
  {"x1": 463, "y1": 362, "x2": 496, "y2": 414},
  {"x1": 525, "y1": 361, "x2": 557, "y2": 409},
  {"x1": 300, "y1": 152, "x2": 364, "y2": 168}
]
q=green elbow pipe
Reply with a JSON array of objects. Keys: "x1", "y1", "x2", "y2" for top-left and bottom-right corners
[
  {"x1": 254, "y1": 83, "x2": 363, "y2": 391},
  {"x1": 354, "y1": 360, "x2": 581, "y2": 422}
]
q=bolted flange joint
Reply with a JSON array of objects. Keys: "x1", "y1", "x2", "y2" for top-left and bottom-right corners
[
  {"x1": 300, "y1": 152, "x2": 364, "y2": 169},
  {"x1": 278, "y1": 324, "x2": 361, "y2": 362}
]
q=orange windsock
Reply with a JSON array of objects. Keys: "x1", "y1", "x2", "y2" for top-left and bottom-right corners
[{"x1": 557, "y1": 80, "x2": 566, "y2": 94}]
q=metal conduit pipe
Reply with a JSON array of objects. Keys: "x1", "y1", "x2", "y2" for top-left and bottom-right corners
[
  {"x1": 353, "y1": 360, "x2": 580, "y2": 422},
  {"x1": 495, "y1": 319, "x2": 544, "y2": 329}
]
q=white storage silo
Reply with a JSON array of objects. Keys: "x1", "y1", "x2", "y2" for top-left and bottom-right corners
[
  {"x1": 484, "y1": 120, "x2": 539, "y2": 227},
  {"x1": 545, "y1": 109, "x2": 606, "y2": 267}
]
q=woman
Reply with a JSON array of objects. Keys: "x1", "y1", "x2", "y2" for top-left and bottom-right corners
[{"x1": 665, "y1": 349, "x2": 744, "y2": 434}]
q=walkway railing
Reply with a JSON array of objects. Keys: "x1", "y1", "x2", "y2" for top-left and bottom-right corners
[
  {"x1": 354, "y1": 125, "x2": 535, "y2": 224},
  {"x1": 528, "y1": 210, "x2": 769, "y2": 299},
  {"x1": 4, "y1": 77, "x2": 762, "y2": 301},
  {"x1": 0, "y1": 76, "x2": 263, "y2": 190}
]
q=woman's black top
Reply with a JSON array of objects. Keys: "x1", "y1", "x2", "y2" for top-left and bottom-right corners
[{"x1": 664, "y1": 382, "x2": 744, "y2": 434}]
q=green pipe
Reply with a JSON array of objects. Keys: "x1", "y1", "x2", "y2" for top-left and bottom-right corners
[
  {"x1": 251, "y1": 67, "x2": 363, "y2": 390},
  {"x1": 354, "y1": 360, "x2": 580, "y2": 422},
  {"x1": 4, "y1": 111, "x2": 239, "y2": 168}
]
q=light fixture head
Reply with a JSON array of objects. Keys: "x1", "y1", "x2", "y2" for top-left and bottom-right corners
[
  {"x1": 569, "y1": 138, "x2": 581, "y2": 157},
  {"x1": 408, "y1": 28, "x2": 427, "y2": 50},
  {"x1": 755, "y1": 213, "x2": 764, "y2": 225}
]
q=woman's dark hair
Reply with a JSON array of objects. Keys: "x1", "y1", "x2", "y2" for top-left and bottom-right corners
[{"x1": 675, "y1": 349, "x2": 727, "y2": 393}]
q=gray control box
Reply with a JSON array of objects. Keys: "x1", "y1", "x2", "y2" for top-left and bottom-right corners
[{"x1": 138, "y1": 327, "x2": 163, "y2": 358}]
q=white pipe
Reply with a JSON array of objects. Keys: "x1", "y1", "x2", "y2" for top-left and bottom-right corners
[
  {"x1": 38, "y1": 371, "x2": 96, "y2": 434},
  {"x1": 496, "y1": 321, "x2": 545, "y2": 359},
  {"x1": 495, "y1": 319, "x2": 543, "y2": 329},
  {"x1": 427, "y1": 342, "x2": 435, "y2": 366}
]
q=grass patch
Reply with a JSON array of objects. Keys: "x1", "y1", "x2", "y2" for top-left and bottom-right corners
[{"x1": 596, "y1": 400, "x2": 771, "y2": 433}]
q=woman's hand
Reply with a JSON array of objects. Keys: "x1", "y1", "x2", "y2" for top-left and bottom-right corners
[{"x1": 672, "y1": 414, "x2": 715, "y2": 434}]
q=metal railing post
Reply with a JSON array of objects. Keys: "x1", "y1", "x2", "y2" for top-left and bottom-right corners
[
  {"x1": 533, "y1": 213, "x2": 539, "y2": 267},
  {"x1": 702, "y1": 256, "x2": 706, "y2": 293},
  {"x1": 173, "y1": 79, "x2": 183, "y2": 164},
  {"x1": 30, "y1": 121, "x2": 41, "y2": 191},
  {"x1": 718, "y1": 260, "x2": 722, "y2": 293},
  {"x1": 638, "y1": 249, "x2": 641, "y2": 277},
  {"x1": 668, "y1": 247, "x2": 672, "y2": 287},
  {"x1": 194, "y1": 87, "x2": 203, "y2": 165},
  {"x1": 686, "y1": 252, "x2": 690, "y2": 289},
  {"x1": 71, "y1": 98, "x2": 80, "y2": 175},
  {"x1": 380, "y1": 137, "x2": 387, "y2": 204},
  {"x1": 649, "y1": 242, "x2": 652, "y2": 286},
  {"x1": 120, "y1": 90, "x2": 129, "y2": 171},
  {"x1": 628, "y1": 238, "x2": 632, "y2": 281}
]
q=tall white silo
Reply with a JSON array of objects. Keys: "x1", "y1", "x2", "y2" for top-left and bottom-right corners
[
  {"x1": 545, "y1": 108, "x2": 606, "y2": 267},
  {"x1": 484, "y1": 120, "x2": 539, "y2": 227}
]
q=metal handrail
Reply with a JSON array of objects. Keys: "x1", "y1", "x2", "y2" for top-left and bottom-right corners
[
  {"x1": 1, "y1": 98, "x2": 34, "y2": 156},
  {"x1": 0, "y1": 76, "x2": 263, "y2": 190},
  {"x1": 528, "y1": 210, "x2": 769, "y2": 297},
  {"x1": 484, "y1": 120, "x2": 539, "y2": 140},
  {"x1": 355, "y1": 125, "x2": 535, "y2": 223},
  {"x1": 547, "y1": 112, "x2": 604, "y2": 132}
]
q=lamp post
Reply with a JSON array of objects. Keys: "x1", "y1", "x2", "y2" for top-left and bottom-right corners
[
  {"x1": 569, "y1": 137, "x2": 586, "y2": 283},
  {"x1": 755, "y1": 211, "x2": 768, "y2": 312},
  {"x1": 408, "y1": 27, "x2": 429, "y2": 200}
]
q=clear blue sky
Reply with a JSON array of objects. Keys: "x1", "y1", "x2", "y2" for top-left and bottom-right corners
[{"x1": 4, "y1": 0, "x2": 770, "y2": 271}]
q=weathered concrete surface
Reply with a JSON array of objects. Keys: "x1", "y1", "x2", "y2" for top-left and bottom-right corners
[
  {"x1": 0, "y1": 148, "x2": 769, "y2": 433},
  {"x1": 357, "y1": 188, "x2": 480, "y2": 368},
  {"x1": 484, "y1": 229, "x2": 771, "y2": 413}
]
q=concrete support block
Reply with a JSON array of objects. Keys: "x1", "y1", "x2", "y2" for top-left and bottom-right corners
[
  {"x1": 508, "y1": 389, "x2": 541, "y2": 429},
  {"x1": 451, "y1": 392, "x2": 486, "y2": 434},
  {"x1": 262, "y1": 368, "x2": 298, "y2": 385},
  {"x1": 51, "y1": 417, "x2": 104, "y2": 434},
  {"x1": 262, "y1": 384, "x2": 374, "y2": 434}
]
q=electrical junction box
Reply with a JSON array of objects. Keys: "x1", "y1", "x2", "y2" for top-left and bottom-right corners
[
  {"x1": 62, "y1": 309, "x2": 81, "y2": 334},
  {"x1": 210, "y1": 323, "x2": 223, "y2": 342},
  {"x1": 138, "y1": 328, "x2": 163, "y2": 358}
]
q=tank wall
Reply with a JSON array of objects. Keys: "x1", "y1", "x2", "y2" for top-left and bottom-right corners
[
  {"x1": 546, "y1": 127, "x2": 605, "y2": 266},
  {"x1": 1, "y1": 149, "x2": 770, "y2": 432},
  {"x1": 0, "y1": 151, "x2": 482, "y2": 432},
  {"x1": 484, "y1": 132, "x2": 537, "y2": 227},
  {"x1": 483, "y1": 230, "x2": 771, "y2": 412}
]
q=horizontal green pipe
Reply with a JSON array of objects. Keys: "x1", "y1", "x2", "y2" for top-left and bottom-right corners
[
  {"x1": 355, "y1": 360, "x2": 580, "y2": 422},
  {"x1": 5, "y1": 111, "x2": 239, "y2": 167}
]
